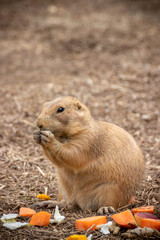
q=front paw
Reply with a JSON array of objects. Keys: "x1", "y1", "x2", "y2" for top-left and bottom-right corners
[
  {"x1": 33, "y1": 129, "x2": 41, "y2": 144},
  {"x1": 97, "y1": 206, "x2": 115, "y2": 215},
  {"x1": 40, "y1": 130, "x2": 54, "y2": 145}
]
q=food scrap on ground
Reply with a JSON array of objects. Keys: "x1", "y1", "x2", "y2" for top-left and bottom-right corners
[
  {"x1": 1, "y1": 213, "x2": 18, "y2": 220},
  {"x1": 1, "y1": 213, "x2": 28, "y2": 230},
  {"x1": 111, "y1": 210, "x2": 137, "y2": 228},
  {"x1": 36, "y1": 194, "x2": 51, "y2": 200},
  {"x1": 29, "y1": 211, "x2": 51, "y2": 226},
  {"x1": 66, "y1": 235, "x2": 88, "y2": 240},
  {"x1": 19, "y1": 207, "x2": 36, "y2": 218},
  {"x1": 50, "y1": 205, "x2": 65, "y2": 224},
  {"x1": 1, "y1": 205, "x2": 160, "y2": 238},
  {"x1": 141, "y1": 218, "x2": 160, "y2": 230},
  {"x1": 75, "y1": 216, "x2": 107, "y2": 230},
  {"x1": 96, "y1": 221, "x2": 112, "y2": 234},
  {"x1": 132, "y1": 205, "x2": 154, "y2": 214},
  {"x1": 1, "y1": 205, "x2": 65, "y2": 230},
  {"x1": 66, "y1": 234, "x2": 93, "y2": 240},
  {"x1": 134, "y1": 212, "x2": 158, "y2": 227},
  {"x1": 3, "y1": 222, "x2": 28, "y2": 230}
]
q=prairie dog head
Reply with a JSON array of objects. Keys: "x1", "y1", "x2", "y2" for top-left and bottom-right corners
[{"x1": 36, "y1": 96, "x2": 93, "y2": 138}]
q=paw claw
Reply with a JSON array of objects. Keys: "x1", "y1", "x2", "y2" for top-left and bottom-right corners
[
  {"x1": 97, "y1": 206, "x2": 116, "y2": 215},
  {"x1": 40, "y1": 130, "x2": 54, "y2": 144},
  {"x1": 41, "y1": 130, "x2": 53, "y2": 137},
  {"x1": 33, "y1": 130, "x2": 41, "y2": 144}
]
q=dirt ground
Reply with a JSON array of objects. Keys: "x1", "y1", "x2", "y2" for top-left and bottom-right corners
[{"x1": 0, "y1": 0, "x2": 160, "y2": 239}]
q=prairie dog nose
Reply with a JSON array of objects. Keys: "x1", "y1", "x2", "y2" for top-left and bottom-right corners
[{"x1": 36, "y1": 117, "x2": 44, "y2": 129}]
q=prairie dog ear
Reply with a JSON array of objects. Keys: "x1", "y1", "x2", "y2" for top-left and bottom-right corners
[{"x1": 77, "y1": 102, "x2": 82, "y2": 110}]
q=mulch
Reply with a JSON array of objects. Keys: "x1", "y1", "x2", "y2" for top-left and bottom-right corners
[{"x1": 0, "y1": 0, "x2": 160, "y2": 239}]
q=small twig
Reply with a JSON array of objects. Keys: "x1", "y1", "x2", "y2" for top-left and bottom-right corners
[
  {"x1": 0, "y1": 185, "x2": 5, "y2": 190},
  {"x1": 153, "y1": 229, "x2": 160, "y2": 237},
  {"x1": 37, "y1": 166, "x2": 46, "y2": 177},
  {"x1": 117, "y1": 203, "x2": 132, "y2": 211},
  {"x1": 21, "y1": 119, "x2": 35, "y2": 127},
  {"x1": 33, "y1": 229, "x2": 58, "y2": 234},
  {"x1": 150, "y1": 165, "x2": 160, "y2": 170},
  {"x1": 85, "y1": 224, "x2": 95, "y2": 233},
  {"x1": 14, "y1": 97, "x2": 21, "y2": 112},
  {"x1": 11, "y1": 204, "x2": 21, "y2": 213},
  {"x1": 100, "y1": 93, "x2": 123, "y2": 101},
  {"x1": 44, "y1": 186, "x2": 48, "y2": 195}
]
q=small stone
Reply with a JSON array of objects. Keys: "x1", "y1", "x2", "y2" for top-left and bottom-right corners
[
  {"x1": 113, "y1": 226, "x2": 121, "y2": 235},
  {"x1": 147, "y1": 175, "x2": 152, "y2": 181},
  {"x1": 109, "y1": 221, "x2": 117, "y2": 232},
  {"x1": 141, "y1": 114, "x2": 152, "y2": 121}
]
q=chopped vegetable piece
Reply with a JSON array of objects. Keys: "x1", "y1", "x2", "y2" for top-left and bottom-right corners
[
  {"x1": 19, "y1": 207, "x2": 36, "y2": 218},
  {"x1": 141, "y1": 218, "x2": 160, "y2": 230},
  {"x1": 134, "y1": 212, "x2": 158, "y2": 227},
  {"x1": 54, "y1": 205, "x2": 65, "y2": 223},
  {"x1": 87, "y1": 234, "x2": 93, "y2": 240},
  {"x1": 111, "y1": 210, "x2": 137, "y2": 228},
  {"x1": 3, "y1": 222, "x2": 28, "y2": 230},
  {"x1": 132, "y1": 206, "x2": 154, "y2": 214},
  {"x1": 66, "y1": 235, "x2": 88, "y2": 240},
  {"x1": 29, "y1": 211, "x2": 51, "y2": 226},
  {"x1": 75, "y1": 216, "x2": 107, "y2": 230},
  {"x1": 49, "y1": 205, "x2": 65, "y2": 224},
  {"x1": 97, "y1": 221, "x2": 112, "y2": 234},
  {"x1": 36, "y1": 194, "x2": 51, "y2": 200},
  {"x1": 1, "y1": 213, "x2": 18, "y2": 220}
]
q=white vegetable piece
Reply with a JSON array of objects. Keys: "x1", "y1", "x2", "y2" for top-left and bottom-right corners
[
  {"x1": 1, "y1": 213, "x2": 18, "y2": 220},
  {"x1": 50, "y1": 205, "x2": 65, "y2": 224},
  {"x1": 96, "y1": 221, "x2": 112, "y2": 234},
  {"x1": 87, "y1": 234, "x2": 93, "y2": 240},
  {"x1": 3, "y1": 222, "x2": 28, "y2": 230}
]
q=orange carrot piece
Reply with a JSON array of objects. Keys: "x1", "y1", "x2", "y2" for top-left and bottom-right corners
[
  {"x1": 75, "y1": 216, "x2": 107, "y2": 230},
  {"x1": 19, "y1": 207, "x2": 36, "y2": 218},
  {"x1": 29, "y1": 211, "x2": 51, "y2": 226},
  {"x1": 134, "y1": 212, "x2": 158, "y2": 227},
  {"x1": 111, "y1": 210, "x2": 137, "y2": 228},
  {"x1": 141, "y1": 218, "x2": 160, "y2": 230},
  {"x1": 132, "y1": 206, "x2": 154, "y2": 214}
]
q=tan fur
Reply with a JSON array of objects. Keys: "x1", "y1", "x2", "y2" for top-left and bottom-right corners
[{"x1": 33, "y1": 96, "x2": 145, "y2": 210}]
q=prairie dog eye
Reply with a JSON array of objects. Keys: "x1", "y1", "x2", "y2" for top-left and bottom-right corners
[{"x1": 56, "y1": 107, "x2": 65, "y2": 113}]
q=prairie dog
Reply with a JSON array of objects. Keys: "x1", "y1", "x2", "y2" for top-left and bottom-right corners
[{"x1": 33, "y1": 96, "x2": 145, "y2": 210}]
